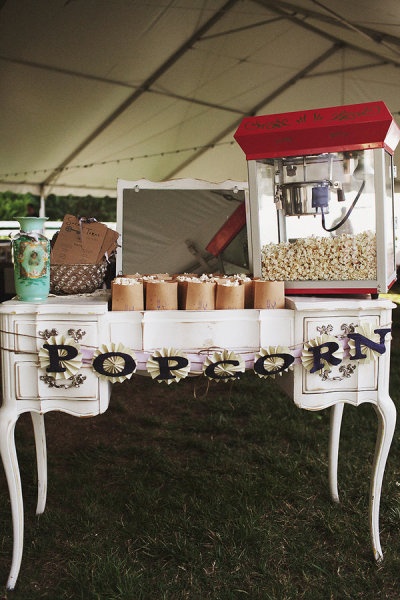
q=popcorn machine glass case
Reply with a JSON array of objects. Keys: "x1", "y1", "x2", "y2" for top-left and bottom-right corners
[{"x1": 234, "y1": 101, "x2": 400, "y2": 295}]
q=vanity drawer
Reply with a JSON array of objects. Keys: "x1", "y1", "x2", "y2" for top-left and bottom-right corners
[
  {"x1": 302, "y1": 314, "x2": 380, "y2": 393},
  {"x1": 13, "y1": 318, "x2": 100, "y2": 353},
  {"x1": 142, "y1": 310, "x2": 260, "y2": 351},
  {"x1": 303, "y1": 314, "x2": 380, "y2": 340},
  {"x1": 15, "y1": 362, "x2": 101, "y2": 401}
]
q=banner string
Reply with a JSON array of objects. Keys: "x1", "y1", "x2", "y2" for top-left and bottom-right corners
[{"x1": 0, "y1": 320, "x2": 392, "y2": 357}]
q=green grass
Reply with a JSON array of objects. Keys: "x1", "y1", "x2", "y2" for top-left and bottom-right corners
[{"x1": 1, "y1": 292, "x2": 400, "y2": 598}]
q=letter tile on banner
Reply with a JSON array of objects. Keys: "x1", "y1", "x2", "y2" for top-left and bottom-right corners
[
  {"x1": 39, "y1": 335, "x2": 82, "y2": 379},
  {"x1": 146, "y1": 348, "x2": 190, "y2": 384},
  {"x1": 92, "y1": 343, "x2": 137, "y2": 383},
  {"x1": 254, "y1": 346, "x2": 294, "y2": 378},
  {"x1": 203, "y1": 349, "x2": 245, "y2": 382},
  {"x1": 301, "y1": 334, "x2": 343, "y2": 374},
  {"x1": 348, "y1": 324, "x2": 391, "y2": 364}
]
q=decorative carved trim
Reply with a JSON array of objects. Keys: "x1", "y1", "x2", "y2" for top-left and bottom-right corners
[
  {"x1": 316, "y1": 324, "x2": 333, "y2": 335},
  {"x1": 67, "y1": 328, "x2": 86, "y2": 342},
  {"x1": 315, "y1": 322, "x2": 358, "y2": 338},
  {"x1": 38, "y1": 328, "x2": 58, "y2": 340},
  {"x1": 341, "y1": 323, "x2": 357, "y2": 336}
]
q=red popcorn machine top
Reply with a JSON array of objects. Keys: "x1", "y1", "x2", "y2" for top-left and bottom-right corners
[{"x1": 234, "y1": 101, "x2": 400, "y2": 296}]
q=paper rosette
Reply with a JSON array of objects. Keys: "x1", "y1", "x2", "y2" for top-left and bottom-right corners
[
  {"x1": 146, "y1": 347, "x2": 190, "y2": 384},
  {"x1": 39, "y1": 335, "x2": 82, "y2": 380},
  {"x1": 92, "y1": 342, "x2": 137, "y2": 383},
  {"x1": 203, "y1": 349, "x2": 245, "y2": 382},
  {"x1": 348, "y1": 323, "x2": 387, "y2": 364},
  {"x1": 301, "y1": 334, "x2": 343, "y2": 373},
  {"x1": 254, "y1": 346, "x2": 292, "y2": 378}
]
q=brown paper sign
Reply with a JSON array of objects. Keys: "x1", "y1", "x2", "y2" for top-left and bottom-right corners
[
  {"x1": 50, "y1": 215, "x2": 83, "y2": 264},
  {"x1": 51, "y1": 215, "x2": 112, "y2": 264},
  {"x1": 80, "y1": 221, "x2": 108, "y2": 263},
  {"x1": 97, "y1": 227, "x2": 120, "y2": 263}
]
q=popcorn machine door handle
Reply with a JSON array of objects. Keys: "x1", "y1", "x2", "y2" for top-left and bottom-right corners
[
  {"x1": 321, "y1": 180, "x2": 365, "y2": 233},
  {"x1": 336, "y1": 187, "x2": 345, "y2": 203}
]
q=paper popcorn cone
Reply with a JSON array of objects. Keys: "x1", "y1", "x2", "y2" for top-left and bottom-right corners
[
  {"x1": 177, "y1": 279, "x2": 189, "y2": 309},
  {"x1": 112, "y1": 279, "x2": 144, "y2": 311},
  {"x1": 253, "y1": 280, "x2": 285, "y2": 309},
  {"x1": 175, "y1": 275, "x2": 201, "y2": 309},
  {"x1": 145, "y1": 280, "x2": 178, "y2": 310},
  {"x1": 215, "y1": 282, "x2": 244, "y2": 309},
  {"x1": 241, "y1": 279, "x2": 254, "y2": 308},
  {"x1": 185, "y1": 280, "x2": 216, "y2": 310}
]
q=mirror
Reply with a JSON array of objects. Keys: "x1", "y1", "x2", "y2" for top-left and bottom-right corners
[{"x1": 116, "y1": 179, "x2": 249, "y2": 275}]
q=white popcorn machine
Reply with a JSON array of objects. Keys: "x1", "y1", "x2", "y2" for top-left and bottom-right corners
[{"x1": 234, "y1": 101, "x2": 400, "y2": 296}]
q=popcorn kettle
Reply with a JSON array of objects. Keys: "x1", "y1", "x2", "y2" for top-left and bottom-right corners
[{"x1": 273, "y1": 150, "x2": 371, "y2": 233}]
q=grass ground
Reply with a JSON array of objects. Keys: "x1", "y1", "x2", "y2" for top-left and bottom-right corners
[{"x1": 1, "y1": 291, "x2": 400, "y2": 599}]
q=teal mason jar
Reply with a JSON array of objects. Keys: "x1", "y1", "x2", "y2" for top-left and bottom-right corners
[{"x1": 12, "y1": 217, "x2": 50, "y2": 302}]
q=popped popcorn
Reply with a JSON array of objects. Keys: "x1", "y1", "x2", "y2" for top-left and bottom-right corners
[
  {"x1": 113, "y1": 277, "x2": 141, "y2": 285},
  {"x1": 261, "y1": 231, "x2": 376, "y2": 281},
  {"x1": 218, "y1": 279, "x2": 240, "y2": 287}
]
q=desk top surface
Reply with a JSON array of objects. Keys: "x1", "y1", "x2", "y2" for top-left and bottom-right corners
[{"x1": 0, "y1": 292, "x2": 396, "y2": 315}]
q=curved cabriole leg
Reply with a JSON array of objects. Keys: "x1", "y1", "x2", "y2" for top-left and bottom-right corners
[
  {"x1": 370, "y1": 394, "x2": 396, "y2": 561},
  {"x1": 0, "y1": 408, "x2": 23, "y2": 590},
  {"x1": 30, "y1": 412, "x2": 47, "y2": 515},
  {"x1": 329, "y1": 402, "x2": 344, "y2": 503}
]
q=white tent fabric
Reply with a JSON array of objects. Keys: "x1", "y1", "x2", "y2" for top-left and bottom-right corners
[{"x1": 1, "y1": 0, "x2": 400, "y2": 198}]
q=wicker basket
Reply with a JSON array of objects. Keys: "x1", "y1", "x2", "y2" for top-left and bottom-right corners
[{"x1": 50, "y1": 262, "x2": 108, "y2": 295}]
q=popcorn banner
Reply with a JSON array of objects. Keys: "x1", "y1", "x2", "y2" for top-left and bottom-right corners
[{"x1": 36, "y1": 326, "x2": 391, "y2": 384}]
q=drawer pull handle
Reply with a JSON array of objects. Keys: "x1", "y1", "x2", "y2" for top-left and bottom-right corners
[
  {"x1": 38, "y1": 328, "x2": 59, "y2": 340},
  {"x1": 67, "y1": 328, "x2": 86, "y2": 342},
  {"x1": 40, "y1": 373, "x2": 87, "y2": 389},
  {"x1": 320, "y1": 364, "x2": 357, "y2": 382}
]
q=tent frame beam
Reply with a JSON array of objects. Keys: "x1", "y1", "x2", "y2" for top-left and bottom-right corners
[
  {"x1": 40, "y1": 0, "x2": 241, "y2": 188},
  {"x1": 164, "y1": 42, "x2": 343, "y2": 180}
]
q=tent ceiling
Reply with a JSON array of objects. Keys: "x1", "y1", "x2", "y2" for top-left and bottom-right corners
[{"x1": 1, "y1": 0, "x2": 400, "y2": 197}]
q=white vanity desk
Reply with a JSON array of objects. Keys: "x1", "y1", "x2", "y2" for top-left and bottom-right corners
[{"x1": 0, "y1": 293, "x2": 396, "y2": 589}]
